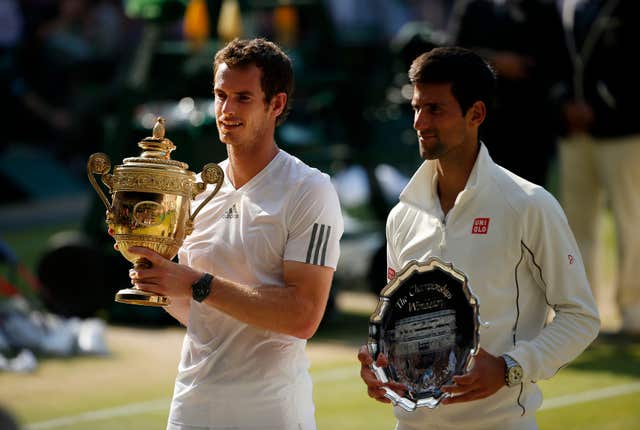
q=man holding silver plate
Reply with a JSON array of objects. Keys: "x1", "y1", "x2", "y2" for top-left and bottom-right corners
[{"x1": 358, "y1": 47, "x2": 600, "y2": 430}]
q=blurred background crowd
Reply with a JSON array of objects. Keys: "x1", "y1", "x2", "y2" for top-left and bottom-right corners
[{"x1": 1, "y1": 0, "x2": 638, "y2": 365}]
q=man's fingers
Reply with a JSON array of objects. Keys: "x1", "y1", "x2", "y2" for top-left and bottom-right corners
[
  {"x1": 442, "y1": 388, "x2": 489, "y2": 405},
  {"x1": 131, "y1": 282, "x2": 163, "y2": 294},
  {"x1": 367, "y1": 386, "x2": 392, "y2": 403},
  {"x1": 450, "y1": 371, "x2": 479, "y2": 386},
  {"x1": 441, "y1": 382, "x2": 470, "y2": 395},
  {"x1": 129, "y1": 268, "x2": 164, "y2": 281},
  {"x1": 386, "y1": 382, "x2": 407, "y2": 395},
  {"x1": 360, "y1": 366, "x2": 379, "y2": 384},
  {"x1": 128, "y1": 246, "x2": 164, "y2": 264},
  {"x1": 357, "y1": 345, "x2": 373, "y2": 366},
  {"x1": 357, "y1": 345, "x2": 406, "y2": 405},
  {"x1": 375, "y1": 353, "x2": 389, "y2": 367},
  {"x1": 130, "y1": 275, "x2": 163, "y2": 286}
]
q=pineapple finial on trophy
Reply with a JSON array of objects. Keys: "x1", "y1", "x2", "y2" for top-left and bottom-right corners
[{"x1": 153, "y1": 116, "x2": 166, "y2": 139}]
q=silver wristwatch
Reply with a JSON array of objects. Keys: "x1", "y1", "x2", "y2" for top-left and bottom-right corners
[{"x1": 502, "y1": 354, "x2": 523, "y2": 387}]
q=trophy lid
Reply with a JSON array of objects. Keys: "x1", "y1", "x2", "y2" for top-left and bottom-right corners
[{"x1": 122, "y1": 117, "x2": 189, "y2": 170}]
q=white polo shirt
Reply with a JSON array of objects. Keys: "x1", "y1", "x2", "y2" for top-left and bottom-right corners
[
  {"x1": 169, "y1": 149, "x2": 343, "y2": 429},
  {"x1": 386, "y1": 144, "x2": 599, "y2": 429}
]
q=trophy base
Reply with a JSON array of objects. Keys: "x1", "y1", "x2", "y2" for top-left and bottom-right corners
[{"x1": 115, "y1": 288, "x2": 170, "y2": 307}]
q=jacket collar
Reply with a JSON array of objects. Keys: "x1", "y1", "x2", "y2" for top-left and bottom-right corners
[{"x1": 399, "y1": 143, "x2": 493, "y2": 212}]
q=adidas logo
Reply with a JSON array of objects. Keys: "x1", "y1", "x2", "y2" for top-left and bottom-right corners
[{"x1": 222, "y1": 204, "x2": 239, "y2": 219}]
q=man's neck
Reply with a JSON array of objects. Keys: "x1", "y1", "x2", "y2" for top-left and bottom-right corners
[
  {"x1": 227, "y1": 140, "x2": 279, "y2": 189},
  {"x1": 436, "y1": 143, "x2": 480, "y2": 216}
]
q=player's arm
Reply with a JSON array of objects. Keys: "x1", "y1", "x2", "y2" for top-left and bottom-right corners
[
  {"x1": 128, "y1": 247, "x2": 333, "y2": 338},
  {"x1": 203, "y1": 260, "x2": 334, "y2": 339},
  {"x1": 164, "y1": 296, "x2": 191, "y2": 326}
]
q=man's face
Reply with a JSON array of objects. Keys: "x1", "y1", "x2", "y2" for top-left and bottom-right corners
[
  {"x1": 411, "y1": 82, "x2": 473, "y2": 161},
  {"x1": 213, "y1": 63, "x2": 279, "y2": 148}
]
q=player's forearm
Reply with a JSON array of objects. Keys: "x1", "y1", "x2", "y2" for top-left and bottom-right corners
[
  {"x1": 508, "y1": 304, "x2": 599, "y2": 382},
  {"x1": 165, "y1": 296, "x2": 191, "y2": 327},
  {"x1": 202, "y1": 276, "x2": 327, "y2": 339}
]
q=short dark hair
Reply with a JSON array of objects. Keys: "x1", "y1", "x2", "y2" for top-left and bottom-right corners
[
  {"x1": 408, "y1": 47, "x2": 496, "y2": 115},
  {"x1": 213, "y1": 38, "x2": 294, "y2": 125}
]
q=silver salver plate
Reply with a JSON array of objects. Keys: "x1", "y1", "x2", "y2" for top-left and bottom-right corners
[{"x1": 368, "y1": 257, "x2": 480, "y2": 411}]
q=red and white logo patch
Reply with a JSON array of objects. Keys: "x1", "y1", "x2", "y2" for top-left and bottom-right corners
[
  {"x1": 472, "y1": 217, "x2": 490, "y2": 234},
  {"x1": 387, "y1": 267, "x2": 396, "y2": 280}
]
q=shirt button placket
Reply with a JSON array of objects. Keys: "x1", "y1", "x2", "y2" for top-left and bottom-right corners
[{"x1": 438, "y1": 220, "x2": 446, "y2": 255}]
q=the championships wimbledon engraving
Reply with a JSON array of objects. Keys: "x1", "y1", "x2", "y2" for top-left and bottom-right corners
[{"x1": 368, "y1": 258, "x2": 480, "y2": 411}]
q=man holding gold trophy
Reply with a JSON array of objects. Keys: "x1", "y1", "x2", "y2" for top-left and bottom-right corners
[
  {"x1": 123, "y1": 38, "x2": 343, "y2": 429},
  {"x1": 358, "y1": 47, "x2": 600, "y2": 429}
]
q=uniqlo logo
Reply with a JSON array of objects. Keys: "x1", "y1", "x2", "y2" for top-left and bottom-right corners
[
  {"x1": 387, "y1": 267, "x2": 396, "y2": 280},
  {"x1": 472, "y1": 217, "x2": 490, "y2": 234}
]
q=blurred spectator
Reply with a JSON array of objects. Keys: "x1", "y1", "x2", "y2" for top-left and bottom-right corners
[
  {"x1": 4, "y1": 0, "x2": 132, "y2": 175},
  {"x1": 403, "y1": 0, "x2": 457, "y2": 33},
  {"x1": 1, "y1": 0, "x2": 73, "y2": 149},
  {"x1": 452, "y1": 0, "x2": 566, "y2": 187},
  {"x1": 322, "y1": 0, "x2": 412, "y2": 153},
  {"x1": 554, "y1": 0, "x2": 640, "y2": 334}
]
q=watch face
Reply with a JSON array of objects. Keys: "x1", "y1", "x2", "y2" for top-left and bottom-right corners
[
  {"x1": 194, "y1": 284, "x2": 204, "y2": 299},
  {"x1": 509, "y1": 366, "x2": 523, "y2": 384},
  {"x1": 192, "y1": 273, "x2": 212, "y2": 302}
]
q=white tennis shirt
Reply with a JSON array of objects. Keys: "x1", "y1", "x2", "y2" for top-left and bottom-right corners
[{"x1": 169, "y1": 149, "x2": 343, "y2": 429}]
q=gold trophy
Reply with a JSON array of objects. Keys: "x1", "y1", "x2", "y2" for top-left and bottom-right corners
[{"x1": 87, "y1": 117, "x2": 223, "y2": 307}]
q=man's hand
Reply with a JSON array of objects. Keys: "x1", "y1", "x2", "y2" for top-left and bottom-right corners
[
  {"x1": 357, "y1": 345, "x2": 406, "y2": 404},
  {"x1": 127, "y1": 246, "x2": 202, "y2": 300},
  {"x1": 440, "y1": 348, "x2": 506, "y2": 405}
]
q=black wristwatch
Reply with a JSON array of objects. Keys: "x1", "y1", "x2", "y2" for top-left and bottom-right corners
[
  {"x1": 502, "y1": 354, "x2": 524, "y2": 387},
  {"x1": 191, "y1": 273, "x2": 214, "y2": 302}
]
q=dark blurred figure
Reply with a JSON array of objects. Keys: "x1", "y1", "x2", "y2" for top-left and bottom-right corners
[
  {"x1": 452, "y1": 0, "x2": 566, "y2": 187},
  {"x1": 0, "y1": 406, "x2": 20, "y2": 430},
  {"x1": 1, "y1": 0, "x2": 73, "y2": 149},
  {"x1": 554, "y1": 0, "x2": 640, "y2": 334},
  {"x1": 6, "y1": 0, "x2": 131, "y2": 174},
  {"x1": 323, "y1": 0, "x2": 412, "y2": 151}
]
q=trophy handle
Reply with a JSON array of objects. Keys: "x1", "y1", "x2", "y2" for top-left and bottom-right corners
[
  {"x1": 189, "y1": 163, "x2": 224, "y2": 223},
  {"x1": 87, "y1": 153, "x2": 113, "y2": 210}
]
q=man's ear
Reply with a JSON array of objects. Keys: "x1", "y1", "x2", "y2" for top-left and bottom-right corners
[
  {"x1": 270, "y1": 93, "x2": 287, "y2": 118},
  {"x1": 467, "y1": 100, "x2": 486, "y2": 126}
]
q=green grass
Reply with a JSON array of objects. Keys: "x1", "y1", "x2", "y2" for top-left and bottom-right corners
[
  {"x1": 1, "y1": 212, "x2": 636, "y2": 429},
  {"x1": 316, "y1": 316, "x2": 640, "y2": 429},
  {"x1": 2, "y1": 325, "x2": 638, "y2": 430}
]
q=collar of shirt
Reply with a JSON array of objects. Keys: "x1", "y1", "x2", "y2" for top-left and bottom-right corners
[{"x1": 398, "y1": 142, "x2": 491, "y2": 214}]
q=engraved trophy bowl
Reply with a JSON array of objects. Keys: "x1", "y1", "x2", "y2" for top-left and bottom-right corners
[
  {"x1": 87, "y1": 117, "x2": 224, "y2": 306},
  {"x1": 368, "y1": 257, "x2": 480, "y2": 411}
]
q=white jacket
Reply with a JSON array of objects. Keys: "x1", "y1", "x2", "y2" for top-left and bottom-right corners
[{"x1": 386, "y1": 144, "x2": 599, "y2": 429}]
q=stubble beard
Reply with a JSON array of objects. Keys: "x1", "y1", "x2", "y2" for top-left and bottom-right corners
[
  {"x1": 419, "y1": 138, "x2": 446, "y2": 161},
  {"x1": 219, "y1": 123, "x2": 267, "y2": 155}
]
